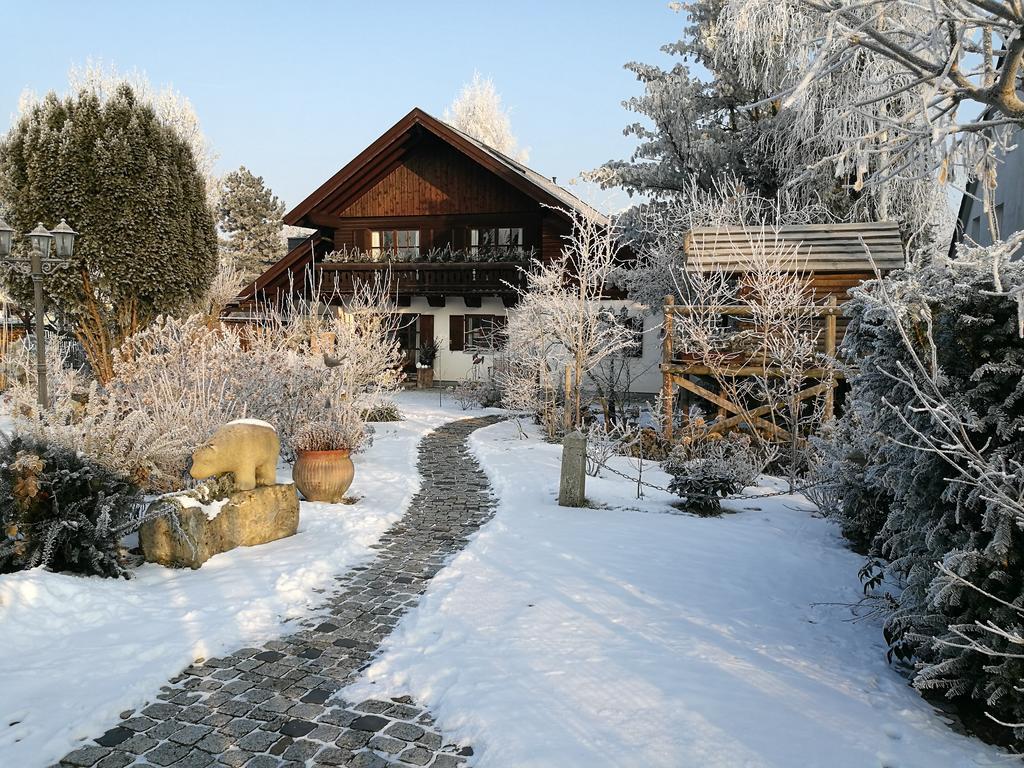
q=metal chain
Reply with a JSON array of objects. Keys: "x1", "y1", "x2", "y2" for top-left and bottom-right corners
[{"x1": 593, "y1": 458, "x2": 827, "y2": 501}]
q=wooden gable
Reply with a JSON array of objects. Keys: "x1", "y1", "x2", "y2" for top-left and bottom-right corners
[{"x1": 337, "y1": 136, "x2": 536, "y2": 218}]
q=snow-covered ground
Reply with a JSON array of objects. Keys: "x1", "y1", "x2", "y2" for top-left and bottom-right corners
[
  {"x1": 0, "y1": 391, "x2": 483, "y2": 767},
  {"x1": 348, "y1": 418, "x2": 1010, "y2": 768}
]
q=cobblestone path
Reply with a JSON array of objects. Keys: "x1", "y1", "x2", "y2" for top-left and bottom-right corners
[{"x1": 55, "y1": 415, "x2": 502, "y2": 768}]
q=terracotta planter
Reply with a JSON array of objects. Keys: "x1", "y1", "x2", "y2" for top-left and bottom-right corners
[
  {"x1": 417, "y1": 368, "x2": 435, "y2": 389},
  {"x1": 292, "y1": 449, "x2": 354, "y2": 503}
]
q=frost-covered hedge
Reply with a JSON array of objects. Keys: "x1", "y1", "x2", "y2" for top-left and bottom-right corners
[
  {"x1": 0, "y1": 433, "x2": 143, "y2": 578},
  {"x1": 823, "y1": 246, "x2": 1024, "y2": 738}
]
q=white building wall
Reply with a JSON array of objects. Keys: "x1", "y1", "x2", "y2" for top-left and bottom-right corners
[{"x1": 397, "y1": 296, "x2": 510, "y2": 382}]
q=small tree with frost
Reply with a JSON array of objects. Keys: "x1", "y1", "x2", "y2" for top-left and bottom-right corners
[
  {"x1": 504, "y1": 210, "x2": 635, "y2": 432},
  {"x1": 444, "y1": 72, "x2": 529, "y2": 162}
]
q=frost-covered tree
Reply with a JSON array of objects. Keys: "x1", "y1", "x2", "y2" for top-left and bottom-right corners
[
  {"x1": 20, "y1": 60, "x2": 219, "y2": 204},
  {"x1": 218, "y1": 167, "x2": 285, "y2": 279},
  {"x1": 587, "y1": 1, "x2": 785, "y2": 201},
  {"x1": 821, "y1": 240, "x2": 1024, "y2": 738},
  {"x1": 504, "y1": 210, "x2": 635, "y2": 430},
  {"x1": 594, "y1": 1, "x2": 950, "y2": 313},
  {"x1": 718, "y1": 0, "x2": 1020, "y2": 233},
  {"x1": 444, "y1": 73, "x2": 529, "y2": 162},
  {"x1": 0, "y1": 85, "x2": 218, "y2": 382}
]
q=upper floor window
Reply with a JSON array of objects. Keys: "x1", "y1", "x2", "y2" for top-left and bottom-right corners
[
  {"x1": 469, "y1": 227, "x2": 524, "y2": 258},
  {"x1": 370, "y1": 229, "x2": 419, "y2": 260}
]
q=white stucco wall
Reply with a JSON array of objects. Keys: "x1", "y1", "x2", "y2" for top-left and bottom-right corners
[
  {"x1": 397, "y1": 296, "x2": 510, "y2": 383},
  {"x1": 393, "y1": 296, "x2": 665, "y2": 395}
]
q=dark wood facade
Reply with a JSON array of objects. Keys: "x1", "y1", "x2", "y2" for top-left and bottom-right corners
[{"x1": 235, "y1": 109, "x2": 604, "y2": 310}]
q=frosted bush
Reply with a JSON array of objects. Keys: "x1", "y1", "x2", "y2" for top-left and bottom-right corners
[{"x1": 5, "y1": 278, "x2": 403, "y2": 492}]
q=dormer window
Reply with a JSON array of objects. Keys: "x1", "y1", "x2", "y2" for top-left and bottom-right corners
[{"x1": 370, "y1": 229, "x2": 419, "y2": 260}]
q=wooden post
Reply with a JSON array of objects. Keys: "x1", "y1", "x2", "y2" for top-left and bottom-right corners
[
  {"x1": 558, "y1": 430, "x2": 587, "y2": 507},
  {"x1": 662, "y1": 295, "x2": 675, "y2": 441},
  {"x1": 824, "y1": 295, "x2": 837, "y2": 422}
]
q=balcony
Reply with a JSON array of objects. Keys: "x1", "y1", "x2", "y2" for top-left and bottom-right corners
[
  {"x1": 322, "y1": 244, "x2": 537, "y2": 265},
  {"x1": 317, "y1": 260, "x2": 528, "y2": 298}
]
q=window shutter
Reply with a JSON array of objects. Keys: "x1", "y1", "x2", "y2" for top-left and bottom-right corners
[
  {"x1": 449, "y1": 315, "x2": 465, "y2": 351},
  {"x1": 418, "y1": 314, "x2": 434, "y2": 345}
]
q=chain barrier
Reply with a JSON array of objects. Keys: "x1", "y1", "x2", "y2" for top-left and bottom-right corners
[{"x1": 592, "y1": 456, "x2": 827, "y2": 502}]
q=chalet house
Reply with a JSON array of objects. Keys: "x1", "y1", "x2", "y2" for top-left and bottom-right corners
[
  {"x1": 235, "y1": 109, "x2": 906, "y2": 402},
  {"x1": 233, "y1": 108, "x2": 646, "y2": 385}
]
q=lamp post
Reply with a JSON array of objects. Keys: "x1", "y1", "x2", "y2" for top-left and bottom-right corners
[{"x1": 0, "y1": 218, "x2": 77, "y2": 407}]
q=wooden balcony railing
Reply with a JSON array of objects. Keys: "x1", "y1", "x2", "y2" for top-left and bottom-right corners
[{"x1": 316, "y1": 261, "x2": 528, "y2": 296}]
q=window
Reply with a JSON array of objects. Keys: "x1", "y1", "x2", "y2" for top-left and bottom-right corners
[
  {"x1": 469, "y1": 227, "x2": 524, "y2": 258},
  {"x1": 464, "y1": 315, "x2": 506, "y2": 351},
  {"x1": 370, "y1": 229, "x2": 419, "y2": 260},
  {"x1": 620, "y1": 314, "x2": 644, "y2": 359},
  {"x1": 604, "y1": 308, "x2": 643, "y2": 358}
]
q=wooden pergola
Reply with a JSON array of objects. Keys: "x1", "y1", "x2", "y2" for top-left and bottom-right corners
[{"x1": 660, "y1": 222, "x2": 904, "y2": 442}]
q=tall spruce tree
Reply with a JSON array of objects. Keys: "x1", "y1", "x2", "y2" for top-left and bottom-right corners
[
  {"x1": 0, "y1": 85, "x2": 216, "y2": 382},
  {"x1": 217, "y1": 166, "x2": 285, "y2": 279}
]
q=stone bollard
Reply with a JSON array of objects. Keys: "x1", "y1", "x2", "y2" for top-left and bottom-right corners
[{"x1": 558, "y1": 429, "x2": 587, "y2": 507}]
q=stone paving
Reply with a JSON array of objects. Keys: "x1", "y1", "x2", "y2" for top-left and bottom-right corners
[{"x1": 55, "y1": 415, "x2": 502, "y2": 768}]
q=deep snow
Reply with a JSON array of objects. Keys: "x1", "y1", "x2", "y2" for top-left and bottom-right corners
[
  {"x1": 347, "y1": 418, "x2": 1010, "y2": 768},
  {"x1": 0, "y1": 391, "x2": 485, "y2": 766}
]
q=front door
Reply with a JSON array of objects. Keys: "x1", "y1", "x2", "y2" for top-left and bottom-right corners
[{"x1": 395, "y1": 313, "x2": 418, "y2": 375}]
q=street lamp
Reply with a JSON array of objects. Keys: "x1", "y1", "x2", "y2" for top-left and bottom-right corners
[{"x1": 0, "y1": 218, "x2": 77, "y2": 407}]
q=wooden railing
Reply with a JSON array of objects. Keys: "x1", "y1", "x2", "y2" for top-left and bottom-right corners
[{"x1": 317, "y1": 261, "x2": 528, "y2": 296}]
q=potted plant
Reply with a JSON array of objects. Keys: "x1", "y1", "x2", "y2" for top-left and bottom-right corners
[
  {"x1": 291, "y1": 418, "x2": 362, "y2": 503},
  {"x1": 416, "y1": 337, "x2": 440, "y2": 389}
]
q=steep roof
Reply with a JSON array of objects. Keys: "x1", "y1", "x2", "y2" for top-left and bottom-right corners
[{"x1": 284, "y1": 107, "x2": 607, "y2": 226}]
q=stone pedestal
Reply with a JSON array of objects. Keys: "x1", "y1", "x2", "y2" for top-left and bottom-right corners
[
  {"x1": 558, "y1": 430, "x2": 587, "y2": 507},
  {"x1": 141, "y1": 483, "x2": 300, "y2": 569}
]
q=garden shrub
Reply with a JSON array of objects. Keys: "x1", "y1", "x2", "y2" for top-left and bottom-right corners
[
  {"x1": 661, "y1": 431, "x2": 768, "y2": 515},
  {"x1": 454, "y1": 377, "x2": 501, "y2": 410},
  {"x1": 0, "y1": 433, "x2": 144, "y2": 578},
  {"x1": 5, "y1": 277, "x2": 404, "y2": 492},
  {"x1": 664, "y1": 456, "x2": 741, "y2": 516},
  {"x1": 362, "y1": 400, "x2": 403, "y2": 422}
]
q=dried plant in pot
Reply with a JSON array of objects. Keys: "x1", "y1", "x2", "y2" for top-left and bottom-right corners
[
  {"x1": 416, "y1": 337, "x2": 440, "y2": 389},
  {"x1": 291, "y1": 420, "x2": 361, "y2": 503}
]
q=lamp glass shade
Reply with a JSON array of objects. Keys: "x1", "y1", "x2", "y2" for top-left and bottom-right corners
[
  {"x1": 27, "y1": 223, "x2": 54, "y2": 259},
  {"x1": 51, "y1": 219, "x2": 77, "y2": 259},
  {"x1": 0, "y1": 218, "x2": 12, "y2": 258}
]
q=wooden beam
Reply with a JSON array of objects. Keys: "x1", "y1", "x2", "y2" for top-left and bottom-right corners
[
  {"x1": 709, "y1": 382, "x2": 830, "y2": 434},
  {"x1": 662, "y1": 363, "x2": 844, "y2": 379},
  {"x1": 672, "y1": 374, "x2": 793, "y2": 441}
]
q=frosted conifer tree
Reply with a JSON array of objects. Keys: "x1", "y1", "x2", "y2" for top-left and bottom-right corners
[
  {"x1": 19, "y1": 60, "x2": 220, "y2": 205},
  {"x1": 821, "y1": 243, "x2": 1024, "y2": 738},
  {"x1": 217, "y1": 167, "x2": 286, "y2": 280},
  {"x1": 444, "y1": 73, "x2": 529, "y2": 162}
]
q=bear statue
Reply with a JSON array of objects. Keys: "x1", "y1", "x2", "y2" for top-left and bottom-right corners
[{"x1": 190, "y1": 419, "x2": 280, "y2": 491}]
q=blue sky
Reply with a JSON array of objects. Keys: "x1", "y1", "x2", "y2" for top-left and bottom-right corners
[{"x1": 0, "y1": 1, "x2": 684, "y2": 213}]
